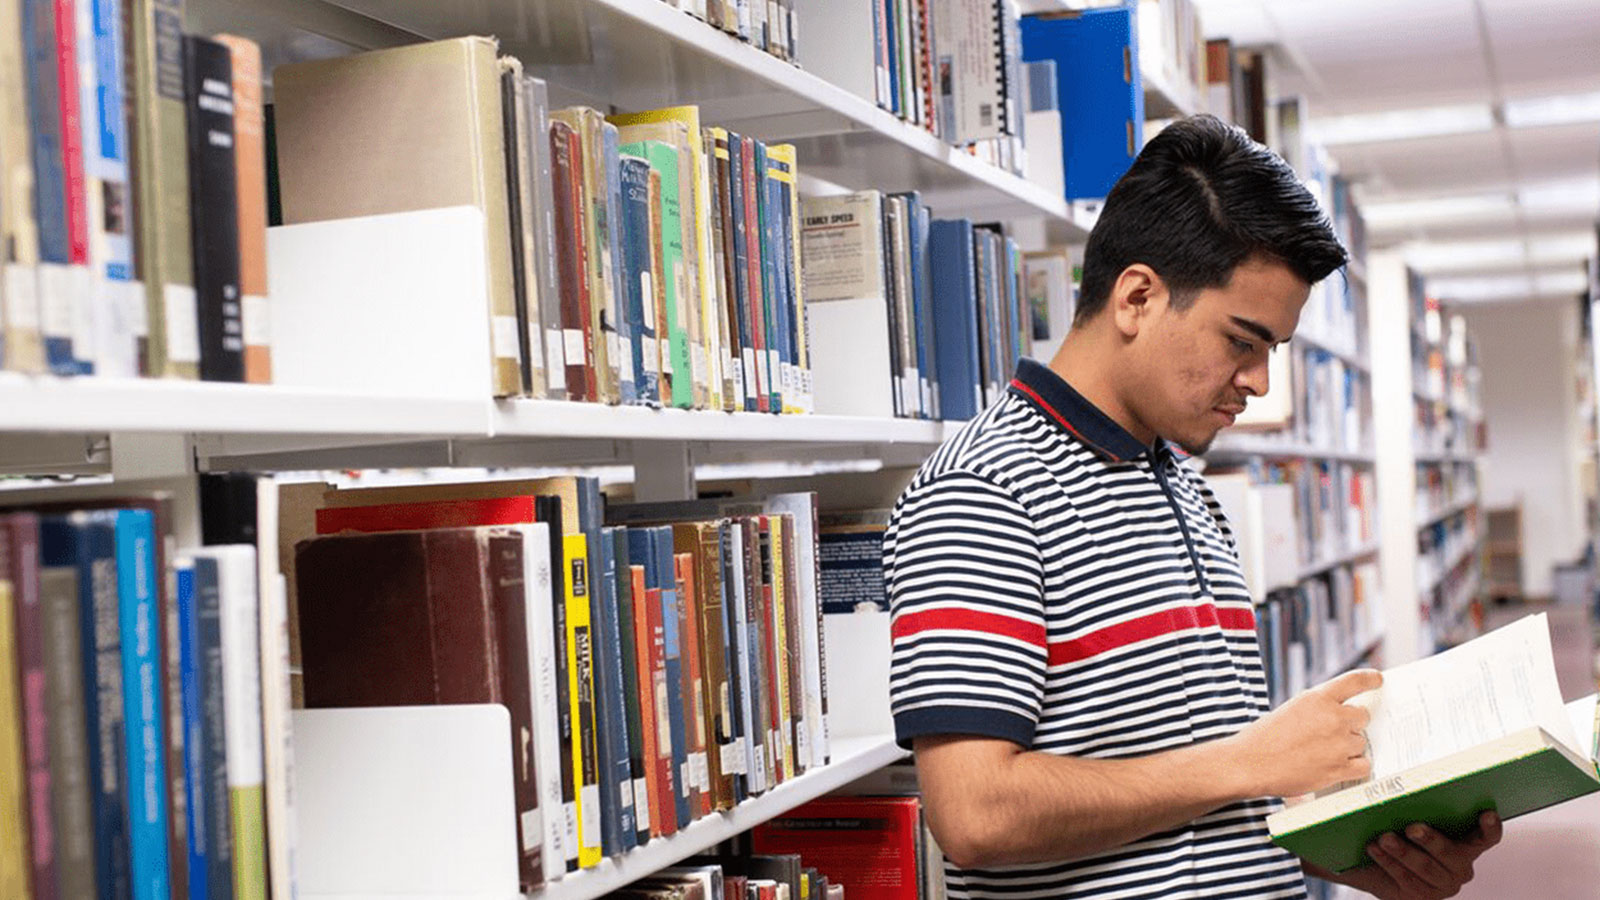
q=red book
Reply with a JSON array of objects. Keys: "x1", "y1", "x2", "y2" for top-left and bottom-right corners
[
  {"x1": 628, "y1": 564, "x2": 662, "y2": 841},
  {"x1": 673, "y1": 552, "x2": 710, "y2": 818},
  {"x1": 316, "y1": 495, "x2": 539, "y2": 534},
  {"x1": 642, "y1": 560, "x2": 677, "y2": 837},
  {"x1": 53, "y1": 0, "x2": 88, "y2": 264},
  {"x1": 752, "y1": 797, "x2": 923, "y2": 900},
  {"x1": 738, "y1": 136, "x2": 767, "y2": 412},
  {"x1": 550, "y1": 119, "x2": 595, "y2": 402},
  {"x1": 4, "y1": 515, "x2": 56, "y2": 899}
]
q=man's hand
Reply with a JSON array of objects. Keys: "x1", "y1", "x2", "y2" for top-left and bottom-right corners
[
  {"x1": 1222, "y1": 668, "x2": 1382, "y2": 798},
  {"x1": 1306, "y1": 811, "x2": 1503, "y2": 899}
]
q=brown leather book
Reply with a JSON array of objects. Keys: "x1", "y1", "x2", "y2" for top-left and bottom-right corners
[
  {"x1": 673, "y1": 522, "x2": 734, "y2": 811},
  {"x1": 271, "y1": 36, "x2": 520, "y2": 397},
  {"x1": 294, "y1": 526, "x2": 543, "y2": 889},
  {"x1": 550, "y1": 119, "x2": 595, "y2": 402}
]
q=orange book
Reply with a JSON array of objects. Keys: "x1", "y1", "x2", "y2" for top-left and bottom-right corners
[
  {"x1": 673, "y1": 551, "x2": 711, "y2": 818},
  {"x1": 215, "y1": 35, "x2": 271, "y2": 383}
]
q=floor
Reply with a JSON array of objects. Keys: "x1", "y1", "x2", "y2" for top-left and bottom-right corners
[{"x1": 1453, "y1": 600, "x2": 1599, "y2": 900}]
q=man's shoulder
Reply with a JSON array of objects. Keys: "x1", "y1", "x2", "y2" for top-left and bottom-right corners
[{"x1": 918, "y1": 395, "x2": 1067, "y2": 486}]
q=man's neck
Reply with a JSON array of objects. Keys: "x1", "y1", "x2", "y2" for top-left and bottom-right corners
[{"x1": 1049, "y1": 329, "x2": 1158, "y2": 447}]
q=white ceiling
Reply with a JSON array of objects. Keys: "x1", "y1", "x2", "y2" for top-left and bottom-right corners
[{"x1": 1195, "y1": 0, "x2": 1600, "y2": 302}]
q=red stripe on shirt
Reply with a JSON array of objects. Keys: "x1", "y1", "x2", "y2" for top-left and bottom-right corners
[
  {"x1": 892, "y1": 608, "x2": 1047, "y2": 647},
  {"x1": 1008, "y1": 379, "x2": 1125, "y2": 462},
  {"x1": 1047, "y1": 603, "x2": 1257, "y2": 666}
]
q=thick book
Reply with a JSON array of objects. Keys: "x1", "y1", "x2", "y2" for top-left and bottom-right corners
[
  {"x1": 293, "y1": 527, "x2": 546, "y2": 889},
  {"x1": 800, "y1": 191, "x2": 894, "y2": 417},
  {"x1": 499, "y1": 57, "x2": 539, "y2": 398},
  {"x1": 752, "y1": 797, "x2": 922, "y2": 900},
  {"x1": 592, "y1": 528, "x2": 638, "y2": 855},
  {"x1": 672, "y1": 551, "x2": 711, "y2": 817},
  {"x1": 928, "y1": 218, "x2": 982, "y2": 421},
  {"x1": 549, "y1": 108, "x2": 620, "y2": 404},
  {"x1": 214, "y1": 35, "x2": 271, "y2": 385},
  {"x1": 631, "y1": 527, "x2": 688, "y2": 830},
  {"x1": 550, "y1": 119, "x2": 596, "y2": 402},
  {"x1": 601, "y1": 123, "x2": 636, "y2": 404},
  {"x1": 183, "y1": 35, "x2": 245, "y2": 383},
  {"x1": 80, "y1": 0, "x2": 139, "y2": 378},
  {"x1": 618, "y1": 154, "x2": 659, "y2": 406},
  {"x1": 562, "y1": 531, "x2": 603, "y2": 868},
  {"x1": 612, "y1": 537, "x2": 652, "y2": 845},
  {"x1": 618, "y1": 133, "x2": 693, "y2": 409},
  {"x1": 128, "y1": 0, "x2": 199, "y2": 379},
  {"x1": 21, "y1": 0, "x2": 80, "y2": 374},
  {"x1": 674, "y1": 522, "x2": 735, "y2": 810},
  {"x1": 177, "y1": 558, "x2": 234, "y2": 900},
  {"x1": 1268, "y1": 613, "x2": 1600, "y2": 872},
  {"x1": 522, "y1": 76, "x2": 565, "y2": 400},
  {"x1": 271, "y1": 36, "x2": 521, "y2": 396},
  {"x1": 627, "y1": 561, "x2": 661, "y2": 842}
]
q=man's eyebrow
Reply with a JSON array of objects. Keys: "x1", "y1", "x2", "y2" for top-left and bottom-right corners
[{"x1": 1230, "y1": 316, "x2": 1284, "y2": 345}]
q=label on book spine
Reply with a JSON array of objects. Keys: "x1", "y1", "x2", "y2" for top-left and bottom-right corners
[
  {"x1": 642, "y1": 336, "x2": 659, "y2": 373},
  {"x1": 164, "y1": 283, "x2": 202, "y2": 363},
  {"x1": 692, "y1": 751, "x2": 710, "y2": 792},
  {"x1": 680, "y1": 760, "x2": 693, "y2": 796},
  {"x1": 618, "y1": 775, "x2": 634, "y2": 812},
  {"x1": 37, "y1": 262, "x2": 75, "y2": 340},
  {"x1": 720, "y1": 740, "x2": 745, "y2": 776},
  {"x1": 692, "y1": 343, "x2": 708, "y2": 385},
  {"x1": 69, "y1": 266, "x2": 97, "y2": 362},
  {"x1": 492, "y1": 315, "x2": 520, "y2": 359},
  {"x1": 743, "y1": 348, "x2": 757, "y2": 397},
  {"x1": 242, "y1": 294, "x2": 269, "y2": 345},
  {"x1": 563, "y1": 328, "x2": 586, "y2": 364},
  {"x1": 4, "y1": 265, "x2": 40, "y2": 329},
  {"x1": 633, "y1": 777, "x2": 650, "y2": 830},
  {"x1": 562, "y1": 800, "x2": 578, "y2": 855},
  {"x1": 520, "y1": 808, "x2": 542, "y2": 852},
  {"x1": 545, "y1": 328, "x2": 567, "y2": 390},
  {"x1": 579, "y1": 783, "x2": 601, "y2": 852}
]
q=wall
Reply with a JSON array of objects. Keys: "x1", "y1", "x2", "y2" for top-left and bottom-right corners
[{"x1": 1459, "y1": 299, "x2": 1588, "y2": 598}]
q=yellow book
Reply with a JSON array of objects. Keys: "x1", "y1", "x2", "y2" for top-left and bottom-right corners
[
  {"x1": 0, "y1": 578, "x2": 32, "y2": 898},
  {"x1": 768, "y1": 516, "x2": 795, "y2": 782},
  {"x1": 766, "y1": 144, "x2": 805, "y2": 414},
  {"x1": 563, "y1": 532, "x2": 602, "y2": 869},
  {"x1": 607, "y1": 106, "x2": 726, "y2": 411}
]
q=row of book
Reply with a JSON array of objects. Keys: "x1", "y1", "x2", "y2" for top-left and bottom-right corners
[
  {"x1": 659, "y1": 0, "x2": 798, "y2": 66},
  {"x1": 1415, "y1": 460, "x2": 1479, "y2": 521},
  {"x1": 801, "y1": 193, "x2": 1028, "y2": 421},
  {"x1": 1416, "y1": 509, "x2": 1479, "y2": 598},
  {"x1": 274, "y1": 39, "x2": 814, "y2": 413},
  {"x1": 1257, "y1": 562, "x2": 1383, "y2": 709},
  {"x1": 289, "y1": 476, "x2": 836, "y2": 889},
  {"x1": 0, "y1": 486, "x2": 295, "y2": 900},
  {"x1": 0, "y1": 0, "x2": 271, "y2": 382},
  {"x1": 1208, "y1": 462, "x2": 1376, "y2": 600}
]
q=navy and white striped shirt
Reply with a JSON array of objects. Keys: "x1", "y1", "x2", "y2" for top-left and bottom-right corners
[{"x1": 886, "y1": 358, "x2": 1306, "y2": 899}]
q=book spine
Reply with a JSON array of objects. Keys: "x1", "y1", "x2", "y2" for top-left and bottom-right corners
[
  {"x1": 0, "y1": 564, "x2": 32, "y2": 899},
  {"x1": 86, "y1": 0, "x2": 138, "y2": 377},
  {"x1": 590, "y1": 530, "x2": 634, "y2": 856},
  {"x1": 626, "y1": 562, "x2": 663, "y2": 840},
  {"x1": 716, "y1": 523, "x2": 749, "y2": 802},
  {"x1": 778, "y1": 516, "x2": 806, "y2": 772},
  {"x1": 540, "y1": 502, "x2": 578, "y2": 871},
  {"x1": 618, "y1": 154, "x2": 657, "y2": 406},
  {"x1": 632, "y1": 540, "x2": 678, "y2": 838},
  {"x1": 768, "y1": 517, "x2": 795, "y2": 780},
  {"x1": 757, "y1": 147, "x2": 784, "y2": 413},
  {"x1": 7, "y1": 518, "x2": 57, "y2": 900},
  {"x1": 653, "y1": 142, "x2": 692, "y2": 410},
  {"x1": 654, "y1": 530, "x2": 691, "y2": 828},
  {"x1": 676, "y1": 139, "x2": 708, "y2": 411},
  {"x1": 485, "y1": 534, "x2": 544, "y2": 889},
  {"x1": 77, "y1": 519, "x2": 132, "y2": 899},
  {"x1": 756, "y1": 519, "x2": 781, "y2": 786},
  {"x1": 673, "y1": 552, "x2": 710, "y2": 818},
  {"x1": 703, "y1": 129, "x2": 738, "y2": 411},
  {"x1": 22, "y1": 0, "x2": 78, "y2": 373},
  {"x1": 253, "y1": 485, "x2": 297, "y2": 900},
  {"x1": 524, "y1": 78, "x2": 565, "y2": 400},
  {"x1": 740, "y1": 138, "x2": 769, "y2": 412},
  {"x1": 644, "y1": 167, "x2": 668, "y2": 406},
  {"x1": 520, "y1": 525, "x2": 567, "y2": 883},
  {"x1": 128, "y1": 0, "x2": 198, "y2": 378},
  {"x1": 724, "y1": 132, "x2": 755, "y2": 413},
  {"x1": 550, "y1": 121, "x2": 594, "y2": 402},
  {"x1": 115, "y1": 509, "x2": 170, "y2": 900},
  {"x1": 611, "y1": 531, "x2": 651, "y2": 845},
  {"x1": 214, "y1": 35, "x2": 269, "y2": 384},
  {"x1": 182, "y1": 36, "x2": 244, "y2": 383},
  {"x1": 36, "y1": 557, "x2": 94, "y2": 898},
  {"x1": 693, "y1": 130, "x2": 729, "y2": 413},
  {"x1": 562, "y1": 532, "x2": 602, "y2": 868},
  {"x1": 184, "y1": 559, "x2": 234, "y2": 900},
  {"x1": 742, "y1": 519, "x2": 773, "y2": 792},
  {"x1": 574, "y1": 113, "x2": 616, "y2": 404},
  {"x1": 0, "y1": 0, "x2": 46, "y2": 373},
  {"x1": 498, "y1": 61, "x2": 535, "y2": 398},
  {"x1": 695, "y1": 526, "x2": 735, "y2": 809},
  {"x1": 54, "y1": 0, "x2": 89, "y2": 269},
  {"x1": 603, "y1": 124, "x2": 634, "y2": 405}
]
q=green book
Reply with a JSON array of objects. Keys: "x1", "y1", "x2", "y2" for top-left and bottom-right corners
[
  {"x1": 620, "y1": 138, "x2": 693, "y2": 409},
  {"x1": 1268, "y1": 614, "x2": 1600, "y2": 872}
]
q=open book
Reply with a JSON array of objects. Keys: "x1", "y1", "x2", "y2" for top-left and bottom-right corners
[{"x1": 1267, "y1": 614, "x2": 1600, "y2": 872}]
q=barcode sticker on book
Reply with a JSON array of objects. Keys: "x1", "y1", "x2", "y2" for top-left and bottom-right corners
[
  {"x1": 546, "y1": 329, "x2": 567, "y2": 391},
  {"x1": 564, "y1": 328, "x2": 586, "y2": 363},
  {"x1": 642, "y1": 336, "x2": 659, "y2": 373},
  {"x1": 721, "y1": 740, "x2": 745, "y2": 775},
  {"x1": 618, "y1": 336, "x2": 635, "y2": 381},
  {"x1": 680, "y1": 760, "x2": 694, "y2": 796},
  {"x1": 36, "y1": 262, "x2": 74, "y2": 339},
  {"x1": 3, "y1": 264, "x2": 39, "y2": 330},
  {"x1": 164, "y1": 282, "x2": 202, "y2": 363},
  {"x1": 525, "y1": 323, "x2": 544, "y2": 369},
  {"x1": 580, "y1": 784, "x2": 601, "y2": 849},
  {"x1": 563, "y1": 801, "x2": 578, "y2": 854},
  {"x1": 493, "y1": 315, "x2": 520, "y2": 359},
  {"x1": 633, "y1": 777, "x2": 651, "y2": 830},
  {"x1": 242, "y1": 294, "x2": 270, "y2": 344},
  {"x1": 692, "y1": 343, "x2": 708, "y2": 384},
  {"x1": 619, "y1": 776, "x2": 634, "y2": 810},
  {"x1": 521, "y1": 809, "x2": 542, "y2": 852},
  {"x1": 692, "y1": 751, "x2": 710, "y2": 791}
]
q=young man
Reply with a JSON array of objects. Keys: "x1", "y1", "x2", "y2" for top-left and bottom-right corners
[{"x1": 885, "y1": 116, "x2": 1501, "y2": 899}]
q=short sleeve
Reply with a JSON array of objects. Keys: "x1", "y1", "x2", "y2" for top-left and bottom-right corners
[{"x1": 884, "y1": 469, "x2": 1047, "y2": 750}]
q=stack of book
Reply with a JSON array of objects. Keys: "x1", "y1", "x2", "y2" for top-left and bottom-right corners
[
  {"x1": 0, "y1": 0, "x2": 270, "y2": 383},
  {"x1": 802, "y1": 0, "x2": 1028, "y2": 175},
  {"x1": 800, "y1": 194, "x2": 1027, "y2": 421},
  {"x1": 290, "y1": 478, "x2": 833, "y2": 888},
  {"x1": 0, "y1": 482, "x2": 295, "y2": 899},
  {"x1": 273, "y1": 39, "x2": 813, "y2": 413}
]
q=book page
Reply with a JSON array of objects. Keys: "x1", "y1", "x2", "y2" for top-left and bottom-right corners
[
  {"x1": 1566, "y1": 693, "x2": 1598, "y2": 761},
  {"x1": 1345, "y1": 614, "x2": 1577, "y2": 781}
]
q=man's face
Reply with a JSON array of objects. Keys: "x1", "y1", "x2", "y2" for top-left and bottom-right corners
[{"x1": 1128, "y1": 256, "x2": 1310, "y2": 455}]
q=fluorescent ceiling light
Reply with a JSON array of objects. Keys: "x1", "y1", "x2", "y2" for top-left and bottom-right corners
[
  {"x1": 1312, "y1": 103, "x2": 1494, "y2": 145},
  {"x1": 1403, "y1": 232, "x2": 1598, "y2": 273},
  {"x1": 1428, "y1": 267, "x2": 1589, "y2": 303},
  {"x1": 1503, "y1": 91, "x2": 1600, "y2": 129},
  {"x1": 1363, "y1": 193, "x2": 1517, "y2": 230},
  {"x1": 1529, "y1": 233, "x2": 1599, "y2": 265},
  {"x1": 1518, "y1": 177, "x2": 1600, "y2": 215}
]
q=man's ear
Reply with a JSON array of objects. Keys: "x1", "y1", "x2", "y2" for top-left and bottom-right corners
[{"x1": 1108, "y1": 264, "x2": 1166, "y2": 338}]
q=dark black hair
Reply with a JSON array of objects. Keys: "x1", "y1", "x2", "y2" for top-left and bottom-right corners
[{"x1": 1075, "y1": 114, "x2": 1348, "y2": 324}]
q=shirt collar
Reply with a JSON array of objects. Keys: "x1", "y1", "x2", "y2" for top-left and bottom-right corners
[{"x1": 1008, "y1": 358, "x2": 1156, "y2": 463}]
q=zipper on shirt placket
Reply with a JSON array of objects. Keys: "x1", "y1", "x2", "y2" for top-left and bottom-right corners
[{"x1": 1151, "y1": 455, "x2": 1212, "y2": 596}]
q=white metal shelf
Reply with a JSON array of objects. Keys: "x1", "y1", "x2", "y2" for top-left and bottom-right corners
[
  {"x1": 1413, "y1": 449, "x2": 1479, "y2": 465},
  {"x1": 1141, "y1": 65, "x2": 1197, "y2": 120},
  {"x1": 1313, "y1": 631, "x2": 1385, "y2": 684},
  {"x1": 1205, "y1": 436, "x2": 1376, "y2": 465},
  {"x1": 1417, "y1": 493, "x2": 1479, "y2": 528},
  {"x1": 1298, "y1": 541, "x2": 1380, "y2": 582},
  {"x1": 283, "y1": 0, "x2": 1083, "y2": 232},
  {"x1": 1293, "y1": 330, "x2": 1371, "y2": 375},
  {"x1": 530, "y1": 735, "x2": 907, "y2": 900}
]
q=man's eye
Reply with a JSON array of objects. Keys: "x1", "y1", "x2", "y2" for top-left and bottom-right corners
[{"x1": 1229, "y1": 336, "x2": 1255, "y2": 353}]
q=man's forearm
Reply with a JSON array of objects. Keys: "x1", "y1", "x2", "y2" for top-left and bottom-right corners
[{"x1": 916, "y1": 733, "x2": 1256, "y2": 868}]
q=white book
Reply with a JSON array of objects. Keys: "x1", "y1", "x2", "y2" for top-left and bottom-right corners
[
  {"x1": 509, "y1": 522, "x2": 567, "y2": 884},
  {"x1": 255, "y1": 478, "x2": 300, "y2": 900},
  {"x1": 765, "y1": 493, "x2": 829, "y2": 770},
  {"x1": 801, "y1": 192, "x2": 895, "y2": 418},
  {"x1": 728, "y1": 520, "x2": 764, "y2": 794}
]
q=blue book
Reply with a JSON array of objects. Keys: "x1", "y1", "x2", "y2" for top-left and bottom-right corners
[
  {"x1": 929, "y1": 219, "x2": 982, "y2": 422},
  {"x1": 1004, "y1": 237, "x2": 1023, "y2": 373},
  {"x1": 715, "y1": 522, "x2": 748, "y2": 802},
  {"x1": 114, "y1": 508, "x2": 170, "y2": 900},
  {"x1": 591, "y1": 528, "x2": 637, "y2": 855},
  {"x1": 1021, "y1": 9, "x2": 1144, "y2": 199},
  {"x1": 651, "y1": 526, "x2": 691, "y2": 828},
  {"x1": 88, "y1": 0, "x2": 133, "y2": 282},
  {"x1": 41, "y1": 513, "x2": 131, "y2": 900},
  {"x1": 177, "y1": 558, "x2": 234, "y2": 900},
  {"x1": 893, "y1": 192, "x2": 934, "y2": 420},
  {"x1": 883, "y1": 0, "x2": 900, "y2": 116},
  {"x1": 727, "y1": 133, "x2": 756, "y2": 413},
  {"x1": 753, "y1": 141, "x2": 780, "y2": 413},
  {"x1": 617, "y1": 154, "x2": 658, "y2": 405},
  {"x1": 765, "y1": 154, "x2": 794, "y2": 412},
  {"x1": 20, "y1": 0, "x2": 77, "y2": 373},
  {"x1": 602, "y1": 124, "x2": 636, "y2": 404}
]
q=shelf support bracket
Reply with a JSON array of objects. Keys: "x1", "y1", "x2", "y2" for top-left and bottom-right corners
[
  {"x1": 632, "y1": 440, "x2": 696, "y2": 502},
  {"x1": 111, "y1": 432, "x2": 196, "y2": 481}
]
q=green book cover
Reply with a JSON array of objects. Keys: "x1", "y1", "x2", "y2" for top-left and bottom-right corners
[
  {"x1": 1270, "y1": 727, "x2": 1598, "y2": 872},
  {"x1": 620, "y1": 139, "x2": 692, "y2": 409}
]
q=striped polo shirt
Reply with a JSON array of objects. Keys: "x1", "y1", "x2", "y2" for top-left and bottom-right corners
[{"x1": 885, "y1": 358, "x2": 1306, "y2": 899}]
